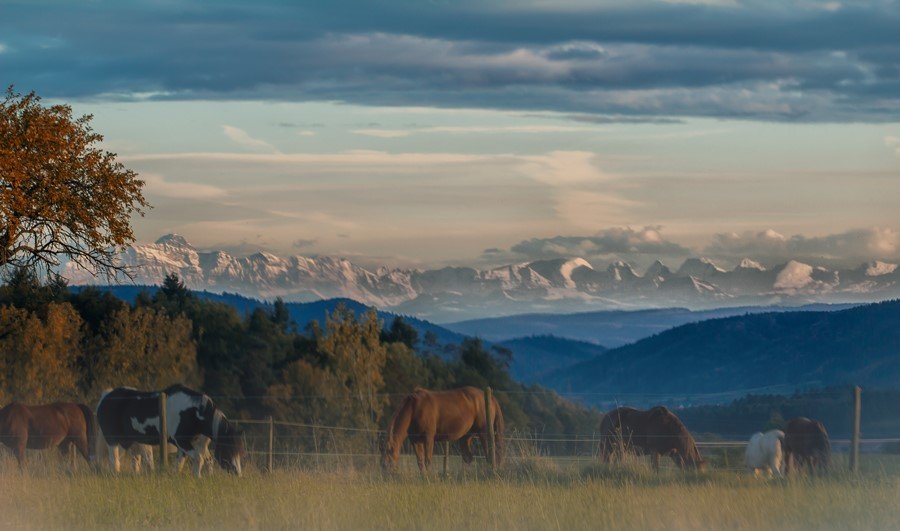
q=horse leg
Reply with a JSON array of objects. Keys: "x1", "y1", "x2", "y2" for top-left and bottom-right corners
[
  {"x1": 192, "y1": 449, "x2": 204, "y2": 478},
  {"x1": 176, "y1": 450, "x2": 187, "y2": 474},
  {"x1": 108, "y1": 445, "x2": 121, "y2": 473},
  {"x1": 134, "y1": 444, "x2": 154, "y2": 473},
  {"x1": 198, "y1": 437, "x2": 211, "y2": 475},
  {"x1": 413, "y1": 441, "x2": 426, "y2": 473},
  {"x1": 15, "y1": 435, "x2": 27, "y2": 471},
  {"x1": 58, "y1": 440, "x2": 76, "y2": 471},
  {"x1": 459, "y1": 435, "x2": 475, "y2": 465},
  {"x1": 598, "y1": 437, "x2": 612, "y2": 463},
  {"x1": 768, "y1": 456, "x2": 780, "y2": 478},
  {"x1": 133, "y1": 449, "x2": 142, "y2": 473},
  {"x1": 423, "y1": 433, "x2": 436, "y2": 473},
  {"x1": 76, "y1": 435, "x2": 91, "y2": 466},
  {"x1": 651, "y1": 452, "x2": 660, "y2": 472}
]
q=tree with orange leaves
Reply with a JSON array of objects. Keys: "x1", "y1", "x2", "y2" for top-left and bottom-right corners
[{"x1": 0, "y1": 87, "x2": 147, "y2": 278}]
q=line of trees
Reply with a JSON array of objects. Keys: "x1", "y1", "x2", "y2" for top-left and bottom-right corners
[{"x1": 0, "y1": 271, "x2": 603, "y2": 441}]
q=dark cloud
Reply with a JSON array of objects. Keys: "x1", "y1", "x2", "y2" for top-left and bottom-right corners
[
  {"x1": 292, "y1": 238, "x2": 317, "y2": 249},
  {"x1": 704, "y1": 227, "x2": 899, "y2": 265},
  {"x1": 3, "y1": 1, "x2": 900, "y2": 120},
  {"x1": 484, "y1": 226, "x2": 900, "y2": 268},
  {"x1": 501, "y1": 226, "x2": 692, "y2": 262},
  {"x1": 556, "y1": 114, "x2": 686, "y2": 125},
  {"x1": 276, "y1": 122, "x2": 324, "y2": 128}
]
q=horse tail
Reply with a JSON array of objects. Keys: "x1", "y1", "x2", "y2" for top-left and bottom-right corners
[
  {"x1": 77, "y1": 403, "x2": 97, "y2": 464},
  {"x1": 492, "y1": 398, "x2": 505, "y2": 465},
  {"x1": 384, "y1": 394, "x2": 416, "y2": 465}
]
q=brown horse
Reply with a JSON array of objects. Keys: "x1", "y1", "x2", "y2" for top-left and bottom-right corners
[
  {"x1": 382, "y1": 387, "x2": 504, "y2": 472},
  {"x1": 0, "y1": 402, "x2": 96, "y2": 470},
  {"x1": 783, "y1": 417, "x2": 830, "y2": 475},
  {"x1": 598, "y1": 406, "x2": 706, "y2": 471}
]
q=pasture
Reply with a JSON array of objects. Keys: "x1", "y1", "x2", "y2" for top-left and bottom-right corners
[{"x1": 1, "y1": 451, "x2": 898, "y2": 530}]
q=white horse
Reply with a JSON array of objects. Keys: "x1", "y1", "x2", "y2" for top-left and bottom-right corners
[{"x1": 745, "y1": 430, "x2": 784, "y2": 478}]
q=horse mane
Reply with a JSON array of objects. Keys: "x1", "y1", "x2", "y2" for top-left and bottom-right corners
[
  {"x1": 648, "y1": 406, "x2": 704, "y2": 468},
  {"x1": 385, "y1": 393, "x2": 417, "y2": 456},
  {"x1": 667, "y1": 412, "x2": 704, "y2": 467}
]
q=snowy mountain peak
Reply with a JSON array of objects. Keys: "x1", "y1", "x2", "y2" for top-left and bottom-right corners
[
  {"x1": 676, "y1": 257, "x2": 725, "y2": 278},
  {"x1": 644, "y1": 260, "x2": 672, "y2": 279},
  {"x1": 155, "y1": 234, "x2": 192, "y2": 247},
  {"x1": 62, "y1": 235, "x2": 900, "y2": 321},
  {"x1": 737, "y1": 258, "x2": 766, "y2": 271},
  {"x1": 607, "y1": 261, "x2": 638, "y2": 282},
  {"x1": 774, "y1": 260, "x2": 813, "y2": 290}
]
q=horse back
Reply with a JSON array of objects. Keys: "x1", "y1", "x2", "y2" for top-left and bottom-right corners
[
  {"x1": 96, "y1": 387, "x2": 161, "y2": 448},
  {"x1": 784, "y1": 417, "x2": 829, "y2": 454},
  {"x1": 0, "y1": 402, "x2": 82, "y2": 449},
  {"x1": 404, "y1": 387, "x2": 488, "y2": 440}
]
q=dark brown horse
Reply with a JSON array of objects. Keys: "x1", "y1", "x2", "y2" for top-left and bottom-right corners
[
  {"x1": 0, "y1": 402, "x2": 96, "y2": 469},
  {"x1": 382, "y1": 387, "x2": 504, "y2": 472},
  {"x1": 783, "y1": 417, "x2": 830, "y2": 475},
  {"x1": 599, "y1": 406, "x2": 706, "y2": 471}
]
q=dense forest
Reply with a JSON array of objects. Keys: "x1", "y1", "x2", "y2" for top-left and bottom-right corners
[
  {"x1": 0, "y1": 271, "x2": 602, "y2": 439},
  {"x1": 547, "y1": 300, "x2": 900, "y2": 401},
  {"x1": 679, "y1": 387, "x2": 900, "y2": 439}
]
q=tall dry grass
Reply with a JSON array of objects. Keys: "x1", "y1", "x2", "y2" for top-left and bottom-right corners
[{"x1": 1, "y1": 449, "x2": 898, "y2": 530}]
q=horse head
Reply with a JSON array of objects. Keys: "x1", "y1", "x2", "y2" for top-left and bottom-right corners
[
  {"x1": 212, "y1": 412, "x2": 245, "y2": 475},
  {"x1": 380, "y1": 433, "x2": 400, "y2": 472}
]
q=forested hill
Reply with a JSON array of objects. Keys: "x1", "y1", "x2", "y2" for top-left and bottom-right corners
[
  {"x1": 546, "y1": 300, "x2": 900, "y2": 405},
  {"x1": 78, "y1": 286, "x2": 469, "y2": 347},
  {"x1": 5, "y1": 272, "x2": 603, "y2": 438},
  {"x1": 79, "y1": 286, "x2": 596, "y2": 388},
  {"x1": 497, "y1": 335, "x2": 607, "y2": 383}
]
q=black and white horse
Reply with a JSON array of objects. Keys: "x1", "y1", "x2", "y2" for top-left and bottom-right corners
[{"x1": 96, "y1": 384, "x2": 244, "y2": 476}]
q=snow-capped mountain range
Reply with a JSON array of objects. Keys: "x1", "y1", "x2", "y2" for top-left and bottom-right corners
[{"x1": 64, "y1": 234, "x2": 900, "y2": 322}]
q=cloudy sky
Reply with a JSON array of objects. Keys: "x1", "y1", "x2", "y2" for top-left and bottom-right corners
[{"x1": 3, "y1": 0, "x2": 899, "y2": 269}]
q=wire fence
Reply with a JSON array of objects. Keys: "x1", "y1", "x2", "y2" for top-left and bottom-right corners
[{"x1": 225, "y1": 414, "x2": 900, "y2": 476}]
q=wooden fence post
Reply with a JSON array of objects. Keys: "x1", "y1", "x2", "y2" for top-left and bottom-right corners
[
  {"x1": 443, "y1": 441, "x2": 450, "y2": 477},
  {"x1": 484, "y1": 387, "x2": 496, "y2": 469},
  {"x1": 267, "y1": 416, "x2": 275, "y2": 473},
  {"x1": 158, "y1": 391, "x2": 168, "y2": 471},
  {"x1": 850, "y1": 386, "x2": 861, "y2": 473}
]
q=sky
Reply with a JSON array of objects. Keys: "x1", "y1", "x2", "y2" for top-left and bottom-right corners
[{"x1": 3, "y1": 0, "x2": 899, "y2": 269}]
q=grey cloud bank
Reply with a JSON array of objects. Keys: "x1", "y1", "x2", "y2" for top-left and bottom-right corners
[
  {"x1": 3, "y1": 0, "x2": 900, "y2": 121},
  {"x1": 489, "y1": 227, "x2": 900, "y2": 269}
]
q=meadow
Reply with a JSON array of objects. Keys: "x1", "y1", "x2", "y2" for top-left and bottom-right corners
[{"x1": 1, "y1": 452, "x2": 898, "y2": 530}]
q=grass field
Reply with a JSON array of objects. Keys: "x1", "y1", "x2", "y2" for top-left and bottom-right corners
[{"x1": 1, "y1": 453, "x2": 898, "y2": 530}]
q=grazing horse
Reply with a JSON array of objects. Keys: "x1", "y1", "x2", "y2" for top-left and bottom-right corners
[
  {"x1": 745, "y1": 430, "x2": 785, "y2": 478},
  {"x1": 0, "y1": 402, "x2": 96, "y2": 470},
  {"x1": 783, "y1": 417, "x2": 830, "y2": 475},
  {"x1": 382, "y1": 387, "x2": 504, "y2": 472},
  {"x1": 96, "y1": 384, "x2": 244, "y2": 476},
  {"x1": 598, "y1": 406, "x2": 706, "y2": 471}
]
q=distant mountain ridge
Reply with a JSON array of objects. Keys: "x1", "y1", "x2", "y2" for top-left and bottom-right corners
[
  {"x1": 497, "y1": 335, "x2": 607, "y2": 383},
  {"x1": 64, "y1": 234, "x2": 900, "y2": 321},
  {"x1": 544, "y1": 300, "x2": 900, "y2": 406},
  {"x1": 445, "y1": 303, "x2": 859, "y2": 348}
]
